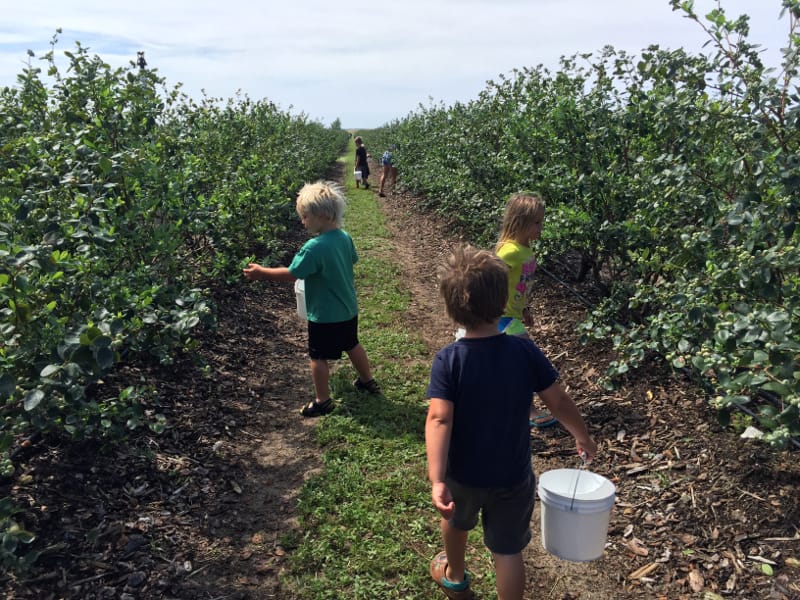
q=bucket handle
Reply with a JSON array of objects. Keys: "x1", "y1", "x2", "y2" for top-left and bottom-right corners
[{"x1": 568, "y1": 451, "x2": 588, "y2": 511}]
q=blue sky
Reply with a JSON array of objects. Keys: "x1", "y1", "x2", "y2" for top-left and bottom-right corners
[{"x1": 0, "y1": 1, "x2": 791, "y2": 128}]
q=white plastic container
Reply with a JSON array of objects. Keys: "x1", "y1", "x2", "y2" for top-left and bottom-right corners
[
  {"x1": 354, "y1": 170, "x2": 362, "y2": 181},
  {"x1": 294, "y1": 279, "x2": 306, "y2": 320},
  {"x1": 538, "y1": 468, "x2": 615, "y2": 562}
]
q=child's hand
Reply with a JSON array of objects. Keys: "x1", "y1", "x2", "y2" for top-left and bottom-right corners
[
  {"x1": 242, "y1": 263, "x2": 263, "y2": 281},
  {"x1": 576, "y1": 437, "x2": 598, "y2": 463},
  {"x1": 431, "y1": 481, "x2": 455, "y2": 519}
]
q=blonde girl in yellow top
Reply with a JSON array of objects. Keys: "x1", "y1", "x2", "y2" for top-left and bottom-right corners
[{"x1": 495, "y1": 192, "x2": 556, "y2": 428}]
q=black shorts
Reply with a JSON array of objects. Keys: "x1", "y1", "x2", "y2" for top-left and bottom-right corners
[
  {"x1": 307, "y1": 316, "x2": 360, "y2": 360},
  {"x1": 446, "y1": 470, "x2": 536, "y2": 555}
]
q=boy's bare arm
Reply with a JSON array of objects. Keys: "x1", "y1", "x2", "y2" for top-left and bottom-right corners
[
  {"x1": 425, "y1": 398, "x2": 453, "y2": 483},
  {"x1": 538, "y1": 382, "x2": 598, "y2": 460},
  {"x1": 425, "y1": 398, "x2": 456, "y2": 518},
  {"x1": 242, "y1": 264, "x2": 295, "y2": 282}
]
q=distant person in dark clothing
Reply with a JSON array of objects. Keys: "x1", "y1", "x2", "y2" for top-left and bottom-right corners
[{"x1": 354, "y1": 136, "x2": 370, "y2": 189}]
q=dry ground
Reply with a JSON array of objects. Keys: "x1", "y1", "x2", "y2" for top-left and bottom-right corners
[{"x1": 2, "y1": 160, "x2": 799, "y2": 599}]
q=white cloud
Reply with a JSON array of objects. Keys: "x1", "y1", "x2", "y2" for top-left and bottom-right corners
[{"x1": 0, "y1": 0, "x2": 790, "y2": 127}]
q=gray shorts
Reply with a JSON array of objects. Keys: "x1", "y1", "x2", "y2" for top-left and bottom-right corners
[{"x1": 446, "y1": 470, "x2": 536, "y2": 555}]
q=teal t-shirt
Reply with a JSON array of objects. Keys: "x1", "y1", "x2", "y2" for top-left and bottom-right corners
[{"x1": 288, "y1": 229, "x2": 359, "y2": 323}]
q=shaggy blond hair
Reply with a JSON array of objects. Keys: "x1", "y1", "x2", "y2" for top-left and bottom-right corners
[
  {"x1": 296, "y1": 180, "x2": 346, "y2": 227},
  {"x1": 438, "y1": 245, "x2": 508, "y2": 328},
  {"x1": 495, "y1": 192, "x2": 545, "y2": 251}
]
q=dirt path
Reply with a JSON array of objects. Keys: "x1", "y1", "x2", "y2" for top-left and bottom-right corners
[{"x1": 4, "y1": 160, "x2": 799, "y2": 599}]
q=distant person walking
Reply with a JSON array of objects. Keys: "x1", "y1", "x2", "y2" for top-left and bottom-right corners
[
  {"x1": 378, "y1": 144, "x2": 398, "y2": 197},
  {"x1": 354, "y1": 136, "x2": 370, "y2": 189},
  {"x1": 242, "y1": 181, "x2": 380, "y2": 417}
]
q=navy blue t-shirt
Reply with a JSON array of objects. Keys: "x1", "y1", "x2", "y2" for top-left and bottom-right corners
[{"x1": 426, "y1": 333, "x2": 558, "y2": 488}]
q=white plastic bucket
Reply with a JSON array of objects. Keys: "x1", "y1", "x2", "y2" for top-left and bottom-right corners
[
  {"x1": 538, "y1": 468, "x2": 615, "y2": 562},
  {"x1": 354, "y1": 170, "x2": 362, "y2": 181},
  {"x1": 294, "y1": 279, "x2": 306, "y2": 320}
]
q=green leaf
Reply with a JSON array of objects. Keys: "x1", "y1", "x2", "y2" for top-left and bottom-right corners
[
  {"x1": 691, "y1": 355, "x2": 707, "y2": 371},
  {"x1": 23, "y1": 389, "x2": 45, "y2": 411},
  {"x1": 70, "y1": 346, "x2": 94, "y2": 369},
  {"x1": 95, "y1": 346, "x2": 114, "y2": 370},
  {"x1": 79, "y1": 326, "x2": 104, "y2": 345},
  {"x1": 90, "y1": 335, "x2": 113, "y2": 349},
  {"x1": 761, "y1": 563, "x2": 773, "y2": 576},
  {"x1": 99, "y1": 156, "x2": 112, "y2": 174},
  {"x1": 752, "y1": 350, "x2": 769, "y2": 364},
  {"x1": 40, "y1": 364, "x2": 61, "y2": 377}
]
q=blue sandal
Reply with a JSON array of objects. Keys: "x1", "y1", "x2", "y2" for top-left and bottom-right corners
[
  {"x1": 530, "y1": 412, "x2": 557, "y2": 428},
  {"x1": 430, "y1": 551, "x2": 475, "y2": 599}
]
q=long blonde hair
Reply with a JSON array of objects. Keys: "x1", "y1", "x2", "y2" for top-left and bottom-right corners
[{"x1": 495, "y1": 192, "x2": 545, "y2": 251}]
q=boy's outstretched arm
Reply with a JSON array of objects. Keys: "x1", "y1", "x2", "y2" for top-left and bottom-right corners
[
  {"x1": 242, "y1": 263, "x2": 295, "y2": 282},
  {"x1": 425, "y1": 397, "x2": 455, "y2": 519},
  {"x1": 538, "y1": 382, "x2": 598, "y2": 460}
]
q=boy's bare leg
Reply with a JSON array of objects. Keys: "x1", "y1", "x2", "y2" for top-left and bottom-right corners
[
  {"x1": 492, "y1": 552, "x2": 525, "y2": 600},
  {"x1": 309, "y1": 358, "x2": 330, "y2": 401},
  {"x1": 346, "y1": 343, "x2": 373, "y2": 383},
  {"x1": 441, "y1": 519, "x2": 468, "y2": 583}
]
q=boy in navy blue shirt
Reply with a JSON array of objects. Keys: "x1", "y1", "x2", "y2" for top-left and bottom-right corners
[{"x1": 425, "y1": 245, "x2": 597, "y2": 599}]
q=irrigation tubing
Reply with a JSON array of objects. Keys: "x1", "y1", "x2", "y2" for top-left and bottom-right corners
[{"x1": 538, "y1": 265, "x2": 594, "y2": 308}]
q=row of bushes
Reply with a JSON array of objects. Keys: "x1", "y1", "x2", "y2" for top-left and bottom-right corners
[
  {"x1": 0, "y1": 32, "x2": 348, "y2": 567},
  {"x1": 369, "y1": 1, "x2": 799, "y2": 446}
]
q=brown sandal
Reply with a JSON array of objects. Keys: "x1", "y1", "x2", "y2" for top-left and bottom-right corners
[{"x1": 429, "y1": 551, "x2": 475, "y2": 599}]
